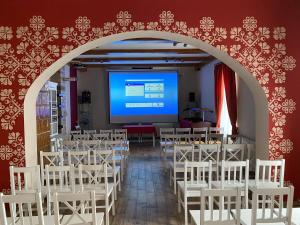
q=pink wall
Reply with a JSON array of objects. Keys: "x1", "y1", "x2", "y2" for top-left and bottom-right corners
[{"x1": 0, "y1": 0, "x2": 299, "y2": 196}]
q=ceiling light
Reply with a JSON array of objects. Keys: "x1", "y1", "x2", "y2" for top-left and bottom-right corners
[
  {"x1": 183, "y1": 43, "x2": 187, "y2": 47},
  {"x1": 173, "y1": 42, "x2": 178, "y2": 46}
]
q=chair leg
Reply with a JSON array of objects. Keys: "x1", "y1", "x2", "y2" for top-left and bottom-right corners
[
  {"x1": 174, "y1": 172, "x2": 177, "y2": 194},
  {"x1": 178, "y1": 189, "x2": 181, "y2": 213},
  {"x1": 184, "y1": 195, "x2": 188, "y2": 225},
  {"x1": 118, "y1": 172, "x2": 121, "y2": 192},
  {"x1": 105, "y1": 198, "x2": 110, "y2": 225},
  {"x1": 112, "y1": 193, "x2": 115, "y2": 216}
]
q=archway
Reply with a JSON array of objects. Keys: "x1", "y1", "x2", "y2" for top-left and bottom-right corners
[{"x1": 24, "y1": 30, "x2": 268, "y2": 166}]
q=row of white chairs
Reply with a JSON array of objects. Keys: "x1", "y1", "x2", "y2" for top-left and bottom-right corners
[
  {"x1": 9, "y1": 163, "x2": 116, "y2": 225},
  {"x1": 1, "y1": 188, "x2": 105, "y2": 225},
  {"x1": 160, "y1": 127, "x2": 224, "y2": 135},
  {"x1": 173, "y1": 159, "x2": 286, "y2": 225},
  {"x1": 188, "y1": 185, "x2": 296, "y2": 225}
]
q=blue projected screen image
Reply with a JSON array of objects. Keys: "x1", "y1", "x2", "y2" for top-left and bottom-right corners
[{"x1": 109, "y1": 71, "x2": 178, "y2": 123}]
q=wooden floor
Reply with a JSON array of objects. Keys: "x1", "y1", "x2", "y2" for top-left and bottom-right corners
[{"x1": 112, "y1": 143, "x2": 183, "y2": 225}]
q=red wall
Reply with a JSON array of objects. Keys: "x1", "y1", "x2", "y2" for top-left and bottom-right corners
[{"x1": 0, "y1": 0, "x2": 299, "y2": 197}]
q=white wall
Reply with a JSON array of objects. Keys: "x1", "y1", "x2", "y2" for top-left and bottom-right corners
[
  {"x1": 197, "y1": 60, "x2": 219, "y2": 123},
  {"x1": 77, "y1": 66, "x2": 200, "y2": 130},
  {"x1": 197, "y1": 60, "x2": 255, "y2": 140},
  {"x1": 237, "y1": 77, "x2": 255, "y2": 139}
]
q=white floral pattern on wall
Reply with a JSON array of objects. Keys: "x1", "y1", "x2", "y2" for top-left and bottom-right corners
[{"x1": 0, "y1": 11, "x2": 296, "y2": 171}]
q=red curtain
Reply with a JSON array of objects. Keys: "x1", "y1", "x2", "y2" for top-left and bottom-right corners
[
  {"x1": 223, "y1": 65, "x2": 238, "y2": 135},
  {"x1": 70, "y1": 65, "x2": 78, "y2": 130},
  {"x1": 214, "y1": 64, "x2": 224, "y2": 128}
]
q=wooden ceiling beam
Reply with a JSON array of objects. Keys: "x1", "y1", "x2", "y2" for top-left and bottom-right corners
[
  {"x1": 72, "y1": 56, "x2": 214, "y2": 62},
  {"x1": 82, "y1": 48, "x2": 205, "y2": 54}
]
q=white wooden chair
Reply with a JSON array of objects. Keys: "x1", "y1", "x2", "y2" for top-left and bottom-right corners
[
  {"x1": 226, "y1": 134, "x2": 242, "y2": 144},
  {"x1": 222, "y1": 144, "x2": 247, "y2": 161},
  {"x1": 177, "y1": 161, "x2": 213, "y2": 225},
  {"x1": 10, "y1": 166, "x2": 42, "y2": 195},
  {"x1": 60, "y1": 140, "x2": 79, "y2": 152},
  {"x1": 190, "y1": 188, "x2": 242, "y2": 225},
  {"x1": 82, "y1": 140, "x2": 101, "y2": 151},
  {"x1": 99, "y1": 129, "x2": 113, "y2": 139},
  {"x1": 53, "y1": 190, "x2": 104, "y2": 225},
  {"x1": 198, "y1": 144, "x2": 220, "y2": 179},
  {"x1": 209, "y1": 127, "x2": 224, "y2": 134},
  {"x1": 45, "y1": 165, "x2": 73, "y2": 215},
  {"x1": 72, "y1": 134, "x2": 90, "y2": 142},
  {"x1": 114, "y1": 129, "x2": 127, "y2": 139},
  {"x1": 91, "y1": 149, "x2": 121, "y2": 200},
  {"x1": 0, "y1": 192, "x2": 47, "y2": 225},
  {"x1": 211, "y1": 160, "x2": 249, "y2": 208},
  {"x1": 77, "y1": 164, "x2": 115, "y2": 225},
  {"x1": 92, "y1": 133, "x2": 110, "y2": 144},
  {"x1": 67, "y1": 150, "x2": 91, "y2": 167},
  {"x1": 176, "y1": 128, "x2": 191, "y2": 135},
  {"x1": 160, "y1": 133, "x2": 176, "y2": 158},
  {"x1": 110, "y1": 133, "x2": 129, "y2": 156},
  {"x1": 40, "y1": 151, "x2": 64, "y2": 185},
  {"x1": 249, "y1": 159, "x2": 285, "y2": 189},
  {"x1": 190, "y1": 133, "x2": 207, "y2": 144},
  {"x1": 231, "y1": 186, "x2": 294, "y2": 225},
  {"x1": 207, "y1": 133, "x2": 224, "y2": 144},
  {"x1": 83, "y1": 130, "x2": 97, "y2": 135},
  {"x1": 105, "y1": 140, "x2": 126, "y2": 180},
  {"x1": 70, "y1": 130, "x2": 81, "y2": 135},
  {"x1": 169, "y1": 144, "x2": 194, "y2": 194}
]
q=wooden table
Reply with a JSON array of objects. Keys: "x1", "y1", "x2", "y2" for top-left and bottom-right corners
[{"x1": 123, "y1": 125, "x2": 156, "y2": 147}]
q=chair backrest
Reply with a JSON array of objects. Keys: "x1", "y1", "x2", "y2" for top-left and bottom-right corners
[
  {"x1": 53, "y1": 191, "x2": 97, "y2": 225},
  {"x1": 10, "y1": 166, "x2": 41, "y2": 195},
  {"x1": 184, "y1": 161, "x2": 212, "y2": 191},
  {"x1": 160, "y1": 128, "x2": 175, "y2": 137},
  {"x1": 207, "y1": 133, "x2": 224, "y2": 144},
  {"x1": 190, "y1": 133, "x2": 207, "y2": 144},
  {"x1": 175, "y1": 127, "x2": 191, "y2": 135},
  {"x1": 77, "y1": 164, "x2": 108, "y2": 193},
  {"x1": 173, "y1": 145, "x2": 194, "y2": 166},
  {"x1": 67, "y1": 150, "x2": 90, "y2": 167},
  {"x1": 193, "y1": 127, "x2": 208, "y2": 135},
  {"x1": 220, "y1": 160, "x2": 249, "y2": 188},
  {"x1": 70, "y1": 130, "x2": 81, "y2": 135},
  {"x1": 45, "y1": 165, "x2": 73, "y2": 193},
  {"x1": 198, "y1": 144, "x2": 220, "y2": 179},
  {"x1": 251, "y1": 185, "x2": 294, "y2": 225},
  {"x1": 82, "y1": 140, "x2": 101, "y2": 151},
  {"x1": 0, "y1": 192, "x2": 45, "y2": 225},
  {"x1": 90, "y1": 149, "x2": 115, "y2": 171},
  {"x1": 72, "y1": 134, "x2": 89, "y2": 141},
  {"x1": 222, "y1": 144, "x2": 246, "y2": 161},
  {"x1": 40, "y1": 151, "x2": 64, "y2": 184},
  {"x1": 209, "y1": 127, "x2": 224, "y2": 134},
  {"x1": 61, "y1": 140, "x2": 79, "y2": 151},
  {"x1": 114, "y1": 129, "x2": 127, "y2": 139},
  {"x1": 111, "y1": 133, "x2": 126, "y2": 141},
  {"x1": 92, "y1": 133, "x2": 110, "y2": 142},
  {"x1": 199, "y1": 188, "x2": 242, "y2": 225},
  {"x1": 226, "y1": 134, "x2": 242, "y2": 144},
  {"x1": 99, "y1": 129, "x2": 113, "y2": 139},
  {"x1": 255, "y1": 159, "x2": 285, "y2": 188},
  {"x1": 83, "y1": 129, "x2": 97, "y2": 135}
]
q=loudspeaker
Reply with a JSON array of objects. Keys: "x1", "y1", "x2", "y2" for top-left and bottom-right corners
[
  {"x1": 82, "y1": 91, "x2": 91, "y2": 103},
  {"x1": 189, "y1": 92, "x2": 195, "y2": 102}
]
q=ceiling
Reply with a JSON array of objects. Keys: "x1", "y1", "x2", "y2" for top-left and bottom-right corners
[{"x1": 71, "y1": 38, "x2": 215, "y2": 69}]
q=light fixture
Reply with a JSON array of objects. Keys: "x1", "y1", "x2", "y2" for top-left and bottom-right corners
[
  {"x1": 173, "y1": 42, "x2": 178, "y2": 46},
  {"x1": 183, "y1": 43, "x2": 187, "y2": 47}
]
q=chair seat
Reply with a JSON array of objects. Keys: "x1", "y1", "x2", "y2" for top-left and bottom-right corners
[
  {"x1": 160, "y1": 141, "x2": 174, "y2": 146},
  {"x1": 248, "y1": 179, "x2": 280, "y2": 188},
  {"x1": 73, "y1": 183, "x2": 115, "y2": 196},
  {"x1": 7, "y1": 215, "x2": 57, "y2": 225},
  {"x1": 177, "y1": 181, "x2": 208, "y2": 197},
  {"x1": 190, "y1": 210, "x2": 234, "y2": 225},
  {"x1": 113, "y1": 146, "x2": 129, "y2": 151},
  {"x1": 60, "y1": 212, "x2": 104, "y2": 225},
  {"x1": 168, "y1": 162, "x2": 185, "y2": 171},
  {"x1": 211, "y1": 181, "x2": 245, "y2": 189},
  {"x1": 111, "y1": 155, "x2": 124, "y2": 162},
  {"x1": 231, "y1": 209, "x2": 288, "y2": 225}
]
